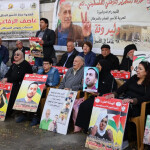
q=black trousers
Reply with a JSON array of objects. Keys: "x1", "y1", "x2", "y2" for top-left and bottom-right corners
[{"x1": 75, "y1": 96, "x2": 95, "y2": 132}]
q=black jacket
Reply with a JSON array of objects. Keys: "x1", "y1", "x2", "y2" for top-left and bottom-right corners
[
  {"x1": 95, "y1": 53, "x2": 119, "y2": 70},
  {"x1": 36, "y1": 28, "x2": 56, "y2": 58},
  {"x1": 11, "y1": 46, "x2": 30, "y2": 63},
  {"x1": 56, "y1": 49, "x2": 79, "y2": 68}
]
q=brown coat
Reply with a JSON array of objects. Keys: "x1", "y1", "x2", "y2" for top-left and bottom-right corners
[{"x1": 55, "y1": 23, "x2": 85, "y2": 47}]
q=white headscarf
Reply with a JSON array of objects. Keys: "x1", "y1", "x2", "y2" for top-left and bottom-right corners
[
  {"x1": 14, "y1": 50, "x2": 24, "y2": 64},
  {"x1": 95, "y1": 110, "x2": 108, "y2": 136}
]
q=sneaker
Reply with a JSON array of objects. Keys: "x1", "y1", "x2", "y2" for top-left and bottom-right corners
[
  {"x1": 30, "y1": 117, "x2": 40, "y2": 126},
  {"x1": 16, "y1": 114, "x2": 27, "y2": 123},
  {"x1": 122, "y1": 140, "x2": 129, "y2": 150}
]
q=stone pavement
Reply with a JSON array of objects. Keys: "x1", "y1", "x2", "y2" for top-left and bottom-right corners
[{"x1": 0, "y1": 117, "x2": 88, "y2": 150}]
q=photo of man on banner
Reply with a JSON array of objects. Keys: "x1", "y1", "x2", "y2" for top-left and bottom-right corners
[{"x1": 55, "y1": 1, "x2": 93, "y2": 46}]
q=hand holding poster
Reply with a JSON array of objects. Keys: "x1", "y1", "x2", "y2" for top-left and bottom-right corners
[
  {"x1": 13, "y1": 74, "x2": 47, "y2": 112},
  {"x1": 83, "y1": 67, "x2": 99, "y2": 93},
  {"x1": 0, "y1": 82, "x2": 13, "y2": 121},
  {"x1": 40, "y1": 88, "x2": 77, "y2": 135},
  {"x1": 85, "y1": 97, "x2": 123, "y2": 150},
  {"x1": 29, "y1": 37, "x2": 43, "y2": 58}
]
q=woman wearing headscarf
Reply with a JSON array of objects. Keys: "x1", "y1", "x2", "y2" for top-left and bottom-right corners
[
  {"x1": 89, "y1": 110, "x2": 113, "y2": 141},
  {"x1": 74, "y1": 60, "x2": 117, "y2": 133},
  {"x1": 120, "y1": 44, "x2": 137, "y2": 72},
  {"x1": 78, "y1": 41, "x2": 96, "y2": 66},
  {"x1": 1, "y1": 50, "x2": 33, "y2": 116}
]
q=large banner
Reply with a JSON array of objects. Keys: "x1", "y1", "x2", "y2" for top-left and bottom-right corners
[
  {"x1": 40, "y1": 88, "x2": 77, "y2": 135},
  {"x1": 13, "y1": 74, "x2": 47, "y2": 112},
  {"x1": 0, "y1": 82, "x2": 13, "y2": 121},
  {"x1": 0, "y1": 0, "x2": 40, "y2": 40},
  {"x1": 53, "y1": 0, "x2": 150, "y2": 54}
]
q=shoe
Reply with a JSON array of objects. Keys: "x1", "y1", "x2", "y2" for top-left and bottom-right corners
[
  {"x1": 122, "y1": 140, "x2": 129, "y2": 150},
  {"x1": 30, "y1": 117, "x2": 40, "y2": 126},
  {"x1": 16, "y1": 114, "x2": 27, "y2": 123}
]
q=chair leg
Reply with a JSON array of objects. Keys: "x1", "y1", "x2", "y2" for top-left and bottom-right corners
[{"x1": 136, "y1": 121, "x2": 141, "y2": 150}]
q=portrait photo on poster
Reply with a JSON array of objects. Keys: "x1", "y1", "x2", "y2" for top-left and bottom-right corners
[{"x1": 83, "y1": 67, "x2": 99, "y2": 92}]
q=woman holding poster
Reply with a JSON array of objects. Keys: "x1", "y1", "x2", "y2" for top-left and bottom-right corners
[
  {"x1": 74, "y1": 60, "x2": 117, "y2": 133},
  {"x1": 1, "y1": 50, "x2": 33, "y2": 116}
]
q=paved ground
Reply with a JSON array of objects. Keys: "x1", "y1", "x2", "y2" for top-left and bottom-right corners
[
  {"x1": 0, "y1": 117, "x2": 88, "y2": 150},
  {"x1": 1, "y1": 117, "x2": 148, "y2": 150}
]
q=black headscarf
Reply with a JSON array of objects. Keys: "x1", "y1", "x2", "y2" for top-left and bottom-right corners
[
  {"x1": 97, "y1": 60, "x2": 111, "y2": 79},
  {"x1": 122, "y1": 44, "x2": 137, "y2": 60},
  {"x1": 120, "y1": 44, "x2": 137, "y2": 71}
]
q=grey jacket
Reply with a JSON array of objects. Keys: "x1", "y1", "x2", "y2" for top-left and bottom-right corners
[{"x1": 59, "y1": 66, "x2": 84, "y2": 91}]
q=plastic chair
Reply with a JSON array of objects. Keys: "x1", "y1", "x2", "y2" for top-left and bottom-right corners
[{"x1": 129, "y1": 101, "x2": 150, "y2": 150}]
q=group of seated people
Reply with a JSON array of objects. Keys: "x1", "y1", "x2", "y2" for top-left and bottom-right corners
[{"x1": 0, "y1": 39, "x2": 150, "y2": 149}]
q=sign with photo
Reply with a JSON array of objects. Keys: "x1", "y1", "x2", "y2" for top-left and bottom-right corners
[
  {"x1": 40, "y1": 88, "x2": 77, "y2": 135},
  {"x1": 83, "y1": 67, "x2": 99, "y2": 93},
  {"x1": 25, "y1": 50, "x2": 35, "y2": 65},
  {"x1": 53, "y1": 0, "x2": 150, "y2": 55},
  {"x1": 13, "y1": 74, "x2": 47, "y2": 112},
  {"x1": 29, "y1": 37, "x2": 43, "y2": 58},
  {"x1": 143, "y1": 115, "x2": 150, "y2": 145},
  {"x1": 85, "y1": 97, "x2": 124, "y2": 150},
  {"x1": 0, "y1": 82, "x2": 13, "y2": 121}
]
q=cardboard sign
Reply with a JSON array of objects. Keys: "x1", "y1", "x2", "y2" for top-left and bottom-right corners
[
  {"x1": 13, "y1": 74, "x2": 47, "y2": 112},
  {"x1": 40, "y1": 88, "x2": 77, "y2": 135},
  {"x1": 111, "y1": 70, "x2": 130, "y2": 79},
  {"x1": 85, "y1": 97, "x2": 128, "y2": 150},
  {"x1": 29, "y1": 37, "x2": 43, "y2": 58},
  {"x1": 0, "y1": 82, "x2": 13, "y2": 121}
]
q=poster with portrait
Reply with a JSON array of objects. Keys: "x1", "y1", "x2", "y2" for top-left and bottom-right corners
[
  {"x1": 83, "y1": 67, "x2": 99, "y2": 93},
  {"x1": 143, "y1": 115, "x2": 150, "y2": 145},
  {"x1": 116, "y1": 103, "x2": 129, "y2": 149},
  {"x1": 0, "y1": 82, "x2": 13, "y2": 121},
  {"x1": 132, "y1": 51, "x2": 150, "y2": 76},
  {"x1": 13, "y1": 74, "x2": 47, "y2": 112},
  {"x1": 0, "y1": 0, "x2": 40, "y2": 40},
  {"x1": 40, "y1": 88, "x2": 77, "y2": 135},
  {"x1": 25, "y1": 50, "x2": 35, "y2": 65},
  {"x1": 29, "y1": 37, "x2": 43, "y2": 58},
  {"x1": 85, "y1": 97, "x2": 122, "y2": 150},
  {"x1": 53, "y1": 0, "x2": 150, "y2": 55}
]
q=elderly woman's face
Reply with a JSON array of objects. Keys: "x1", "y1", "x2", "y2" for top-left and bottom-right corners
[
  {"x1": 83, "y1": 44, "x2": 90, "y2": 55},
  {"x1": 99, "y1": 117, "x2": 108, "y2": 131},
  {"x1": 14, "y1": 51, "x2": 22, "y2": 62}
]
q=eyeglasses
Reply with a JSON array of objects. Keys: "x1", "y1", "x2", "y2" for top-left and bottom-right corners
[{"x1": 14, "y1": 53, "x2": 20, "y2": 56}]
